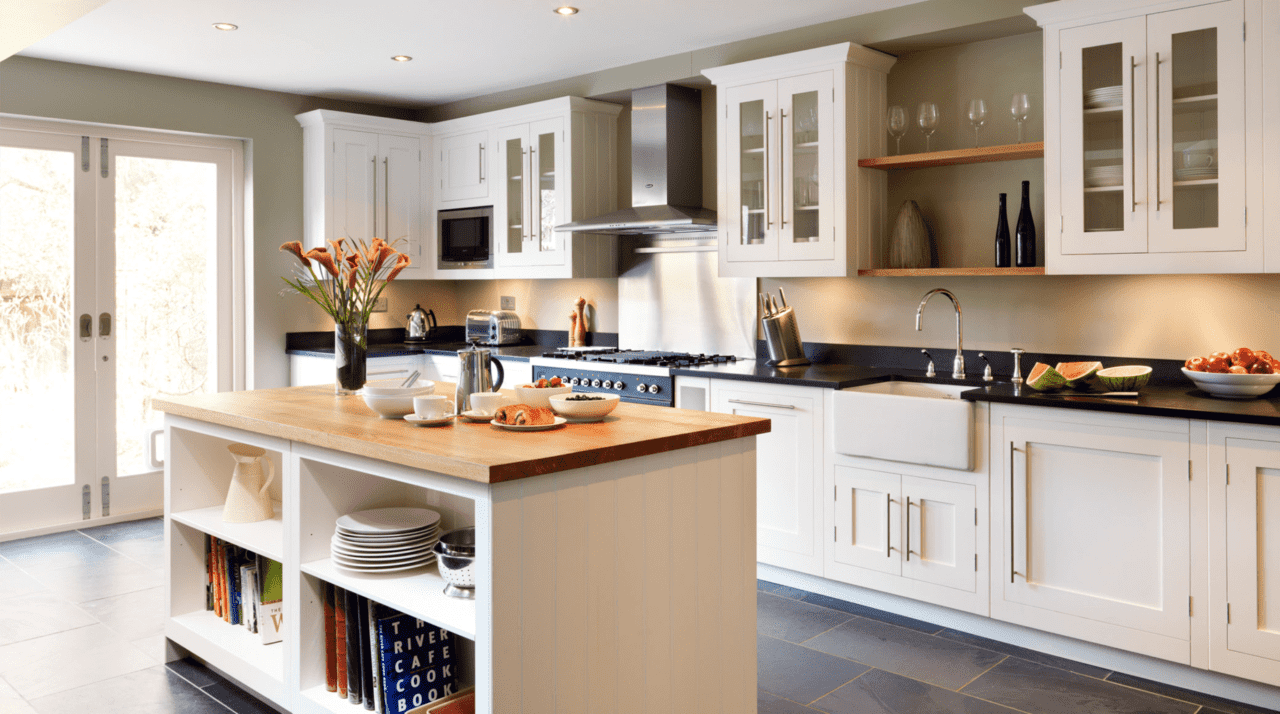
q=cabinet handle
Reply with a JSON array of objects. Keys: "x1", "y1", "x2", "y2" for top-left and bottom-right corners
[
  {"x1": 905, "y1": 496, "x2": 912, "y2": 562},
  {"x1": 764, "y1": 111, "x2": 773, "y2": 229},
  {"x1": 530, "y1": 146, "x2": 538, "y2": 246},
  {"x1": 779, "y1": 109, "x2": 787, "y2": 229},
  {"x1": 1010, "y1": 441, "x2": 1017, "y2": 583},
  {"x1": 885, "y1": 494, "x2": 892, "y2": 558},
  {"x1": 383, "y1": 156, "x2": 390, "y2": 239},
  {"x1": 478, "y1": 143, "x2": 485, "y2": 183},
  {"x1": 371, "y1": 156, "x2": 379, "y2": 237},
  {"x1": 726, "y1": 398, "x2": 795, "y2": 410},
  {"x1": 1130, "y1": 55, "x2": 1138, "y2": 213},
  {"x1": 1155, "y1": 51, "x2": 1162, "y2": 210}
]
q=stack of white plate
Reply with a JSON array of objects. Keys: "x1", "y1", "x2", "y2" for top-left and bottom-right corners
[
  {"x1": 1175, "y1": 166, "x2": 1218, "y2": 181},
  {"x1": 1085, "y1": 164, "x2": 1124, "y2": 187},
  {"x1": 331, "y1": 507, "x2": 441, "y2": 573},
  {"x1": 1085, "y1": 85, "x2": 1123, "y2": 109}
]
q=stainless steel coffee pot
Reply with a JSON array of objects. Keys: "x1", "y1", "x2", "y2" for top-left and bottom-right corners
[{"x1": 455, "y1": 343, "x2": 504, "y2": 413}]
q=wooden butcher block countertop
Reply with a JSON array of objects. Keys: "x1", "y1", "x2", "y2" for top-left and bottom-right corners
[{"x1": 155, "y1": 385, "x2": 771, "y2": 484}]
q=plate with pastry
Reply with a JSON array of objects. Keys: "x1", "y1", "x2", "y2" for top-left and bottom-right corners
[{"x1": 490, "y1": 403, "x2": 567, "y2": 431}]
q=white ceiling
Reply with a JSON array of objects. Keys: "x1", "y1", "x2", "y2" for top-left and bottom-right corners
[{"x1": 18, "y1": 0, "x2": 928, "y2": 107}]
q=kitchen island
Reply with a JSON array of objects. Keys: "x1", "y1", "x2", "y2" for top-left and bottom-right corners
[{"x1": 155, "y1": 385, "x2": 769, "y2": 714}]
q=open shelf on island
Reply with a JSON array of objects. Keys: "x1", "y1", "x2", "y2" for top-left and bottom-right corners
[
  {"x1": 859, "y1": 142, "x2": 1044, "y2": 170},
  {"x1": 171, "y1": 504, "x2": 285, "y2": 562},
  {"x1": 302, "y1": 558, "x2": 476, "y2": 640},
  {"x1": 857, "y1": 266, "x2": 1045, "y2": 277},
  {"x1": 168, "y1": 610, "x2": 286, "y2": 705}
]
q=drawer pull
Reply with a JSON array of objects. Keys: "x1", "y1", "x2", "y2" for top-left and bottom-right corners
[{"x1": 727, "y1": 399, "x2": 795, "y2": 410}]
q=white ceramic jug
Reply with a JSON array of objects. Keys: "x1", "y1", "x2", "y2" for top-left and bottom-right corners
[{"x1": 223, "y1": 443, "x2": 275, "y2": 523}]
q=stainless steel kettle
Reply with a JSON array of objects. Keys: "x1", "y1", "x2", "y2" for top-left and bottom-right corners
[
  {"x1": 406, "y1": 304, "x2": 436, "y2": 341},
  {"x1": 455, "y1": 343, "x2": 504, "y2": 413}
]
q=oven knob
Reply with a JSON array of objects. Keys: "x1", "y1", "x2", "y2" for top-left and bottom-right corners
[
  {"x1": 647, "y1": 384, "x2": 661, "y2": 394},
  {"x1": 569, "y1": 377, "x2": 580, "y2": 386},
  {"x1": 591, "y1": 379, "x2": 602, "y2": 388},
  {"x1": 602, "y1": 380, "x2": 613, "y2": 389},
  {"x1": 614, "y1": 381, "x2": 625, "y2": 391},
  {"x1": 636, "y1": 383, "x2": 647, "y2": 393}
]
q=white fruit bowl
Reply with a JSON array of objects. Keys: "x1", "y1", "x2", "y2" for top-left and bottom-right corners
[
  {"x1": 549, "y1": 392, "x2": 620, "y2": 420},
  {"x1": 360, "y1": 380, "x2": 435, "y2": 418},
  {"x1": 513, "y1": 385, "x2": 572, "y2": 408},
  {"x1": 1182, "y1": 368, "x2": 1280, "y2": 399}
]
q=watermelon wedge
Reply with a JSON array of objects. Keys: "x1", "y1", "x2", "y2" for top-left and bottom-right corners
[
  {"x1": 1096, "y1": 365, "x2": 1151, "y2": 391},
  {"x1": 1055, "y1": 361, "x2": 1103, "y2": 389},
  {"x1": 1026, "y1": 362, "x2": 1068, "y2": 391}
]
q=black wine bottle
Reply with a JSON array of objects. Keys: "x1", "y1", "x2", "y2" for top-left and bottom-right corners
[
  {"x1": 994, "y1": 193, "x2": 1011, "y2": 268},
  {"x1": 1015, "y1": 180, "x2": 1036, "y2": 268}
]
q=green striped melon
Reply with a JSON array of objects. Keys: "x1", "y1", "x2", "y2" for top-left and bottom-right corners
[
  {"x1": 1096, "y1": 365, "x2": 1152, "y2": 391},
  {"x1": 1027, "y1": 362, "x2": 1068, "y2": 391},
  {"x1": 1055, "y1": 361, "x2": 1103, "y2": 389}
]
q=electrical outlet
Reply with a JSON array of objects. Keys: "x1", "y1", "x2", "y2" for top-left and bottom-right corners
[
  {"x1": 500, "y1": 295, "x2": 516, "y2": 311},
  {"x1": 372, "y1": 297, "x2": 388, "y2": 313}
]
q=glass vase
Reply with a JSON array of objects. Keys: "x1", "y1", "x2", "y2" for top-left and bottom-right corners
[{"x1": 334, "y1": 320, "x2": 368, "y2": 395}]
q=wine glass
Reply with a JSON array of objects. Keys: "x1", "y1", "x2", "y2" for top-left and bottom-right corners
[
  {"x1": 886, "y1": 106, "x2": 907, "y2": 155},
  {"x1": 917, "y1": 102, "x2": 939, "y2": 152},
  {"x1": 967, "y1": 99, "x2": 988, "y2": 148},
  {"x1": 1011, "y1": 93, "x2": 1031, "y2": 143}
]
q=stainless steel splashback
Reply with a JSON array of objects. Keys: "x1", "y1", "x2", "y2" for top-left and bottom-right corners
[{"x1": 618, "y1": 235, "x2": 756, "y2": 358}]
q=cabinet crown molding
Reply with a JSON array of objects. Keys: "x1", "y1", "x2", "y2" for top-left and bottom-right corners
[
  {"x1": 701, "y1": 41, "x2": 895, "y2": 85},
  {"x1": 294, "y1": 108, "x2": 429, "y2": 135},
  {"x1": 1025, "y1": 0, "x2": 1220, "y2": 27}
]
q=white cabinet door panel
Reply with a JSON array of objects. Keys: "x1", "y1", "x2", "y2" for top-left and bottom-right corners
[
  {"x1": 438, "y1": 130, "x2": 489, "y2": 203},
  {"x1": 832, "y1": 465, "x2": 900, "y2": 576},
  {"x1": 331, "y1": 128, "x2": 378, "y2": 245},
  {"x1": 1225, "y1": 437, "x2": 1280, "y2": 661},
  {"x1": 902, "y1": 474, "x2": 975, "y2": 593}
]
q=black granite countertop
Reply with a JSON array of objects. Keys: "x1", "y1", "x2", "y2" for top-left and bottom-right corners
[
  {"x1": 289, "y1": 341, "x2": 546, "y2": 362},
  {"x1": 960, "y1": 382, "x2": 1280, "y2": 426}
]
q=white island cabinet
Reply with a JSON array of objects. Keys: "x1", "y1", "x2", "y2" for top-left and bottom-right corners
[{"x1": 157, "y1": 386, "x2": 766, "y2": 713}]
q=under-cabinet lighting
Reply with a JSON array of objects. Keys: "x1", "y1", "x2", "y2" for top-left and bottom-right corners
[
  {"x1": 392, "y1": 55, "x2": 413, "y2": 62},
  {"x1": 212, "y1": 23, "x2": 238, "y2": 31},
  {"x1": 554, "y1": 6, "x2": 579, "y2": 15}
]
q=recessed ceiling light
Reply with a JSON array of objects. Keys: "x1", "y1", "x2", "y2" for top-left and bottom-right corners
[
  {"x1": 212, "y1": 22, "x2": 238, "y2": 31},
  {"x1": 554, "y1": 6, "x2": 579, "y2": 16},
  {"x1": 391, "y1": 55, "x2": 413, "y2": 62}
]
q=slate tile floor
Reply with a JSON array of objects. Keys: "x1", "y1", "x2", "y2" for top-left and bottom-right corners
[{"x1": 1, "y1": 519, "x2": 1276, "y2": 713}]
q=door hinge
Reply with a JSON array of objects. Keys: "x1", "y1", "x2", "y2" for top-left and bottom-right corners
[
  {"x1": 1059, "y1": 51, "x2": 1063, "y2": 70},
  {"x1": 81, "y1": 136, "x2": 90, "y2": 172},
  {"x1": 1244, "y1": 206, "x2": 1247, "y2": 226},
  {"x1": 101, "y1": 476, "x2": 110, "y2": 517},
  {"x1": 1226, "y1": 464, "x2": 1230, "y2": 485},
  {"x1": 834, "y1": 525, "x2": 837, "y2": 542},
  {"x1": 975, "y1": 553, "x2": 979, "y2": 572},
  {"x1": 100, "y1": 138, "x2": 109, "y2": 178},
  {"x1": 1189, "y1": 596, "x2": 1193, "y2": 616},
  {"x1": 1189, "y1": 460, "x2": 1192, "y2": 481},
  {"x1": 1243, "y1": 22, "x2": 1246, "y2": 42},
  {"x1": 974, "y1": 508, "x2": 978, "y2": 526},
  {"x1": 834, "y1": 484, "x2": 837, "y2": 500},
  {"x1": 1227, "y1": 603, "x2": 1232, "y2": 623},
  {"x1": 81, "y1": 485, "x2": 91, "y2": 519}
]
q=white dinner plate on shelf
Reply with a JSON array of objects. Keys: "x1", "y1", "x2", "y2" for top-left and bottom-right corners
[
  {"x1": 404, "y1": 414, "x2": 455, "y2": 427},
  {"x1": 333, "y1": 528, "x2": 436, "y2": 541},
  {"x1": 331, "y1": 537, "x2": 437, "y2": 555},
  {"x1": 332, "y1": 550, "x2": 436, "y2": 566},
  {"x1": 336, "y1": 507, "x2": 441, "y2": 535},
  {"x1": 332, "y1": 557, "x2": 436, "y2": 574},
  {"x1": 490, "y1": 416, "x2": 568, "y2": 431}
]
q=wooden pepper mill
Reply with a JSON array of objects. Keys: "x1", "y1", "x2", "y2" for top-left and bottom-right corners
[{"x1": 569, "y1": 297, "x2": 588, "y2": 347}]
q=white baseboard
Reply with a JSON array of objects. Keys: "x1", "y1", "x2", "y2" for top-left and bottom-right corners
[{"x1": 0, "y1": 508, "x2": 163, "y2": 543}]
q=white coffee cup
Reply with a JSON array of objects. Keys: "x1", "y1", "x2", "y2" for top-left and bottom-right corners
[
  {"x1": 468, "y1": 391, "x2": 506, "y2": 416},
  {"x1": 1183, "y1": 149, "x2": 1215, "y2": 168},
  {"x1": 413, "y1": 395, "x2": 453, "y2": 419}
]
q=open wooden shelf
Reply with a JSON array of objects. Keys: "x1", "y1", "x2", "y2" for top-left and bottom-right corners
[
  {"x1": 859, "y1": 142, "x2": 1044, "y2": 170},
  {"x1": 857, "y1": 266, "x2": 1045, "y2": 277}
]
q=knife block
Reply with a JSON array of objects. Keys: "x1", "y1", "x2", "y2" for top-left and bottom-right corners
[{"x1": 762, "y1": 307, "x2": 810, "y2": 367}]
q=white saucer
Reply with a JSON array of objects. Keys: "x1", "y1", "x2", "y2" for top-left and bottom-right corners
[
  {"x1": 490, "y1": 416, "x2": 568, "y2": 431},
  {"x1": 405, "y1": 413, "x2": 455, "y2": 426},
  {"x1": 459, "y1": 410, "x2": 497, "y2": 422}
]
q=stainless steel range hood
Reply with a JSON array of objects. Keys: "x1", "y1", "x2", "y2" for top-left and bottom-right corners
[{"x1": 555, "y1": 84, "x2": 716, "y2": 235}]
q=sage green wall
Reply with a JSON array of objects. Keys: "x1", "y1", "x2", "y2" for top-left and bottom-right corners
[{"x1": 0, "y1": 55, "x2": 417, "y2": 388}]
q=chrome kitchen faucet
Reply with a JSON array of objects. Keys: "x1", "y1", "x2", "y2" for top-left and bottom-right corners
[{"x1": 915, "y1": 288, "x2": 965, "y2": 380}]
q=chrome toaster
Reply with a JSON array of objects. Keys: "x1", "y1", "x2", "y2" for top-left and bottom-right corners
[{"x1": 465, "y1": 309, "x2": 522, "y2": 345}]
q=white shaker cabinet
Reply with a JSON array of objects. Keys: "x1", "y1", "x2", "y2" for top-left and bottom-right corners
[
  {"x1": 493, "y1": 118, "x2": 565, "y2": 269},
  {"x1": 991, "y1": 404, "x2": 1191, "y2": 662},
  {"x1": 437, "y1": 129, "x2": 490, "y2": 204},
  {"x1": 703, "y1": 43, "x2": 895, "y2": 278},
  {"x1": 711, "y1": 381, "x2": 824, "y2": 576},
  {"x1": 1029, "y1": 0, "x2": 1264, "y2": 274},
  {"x1": 1207, "y1": 422, "x2": 1280, "y2": 686},
  {"x1": 297, "y1": 110, "x2": 430, "y2": 279}
]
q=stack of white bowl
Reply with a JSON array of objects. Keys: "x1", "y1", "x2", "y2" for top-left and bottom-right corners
[
  {"x1": 331, "y1": 507, "x2": 441, "y2": 573},
  {"x1": 1085, "y1": 165, "x2": 1123, "y2": 187}
]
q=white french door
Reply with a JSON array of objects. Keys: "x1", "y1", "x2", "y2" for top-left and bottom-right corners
[{"x1": 0, "y1": 120, "x2": 243, "y2": 535}]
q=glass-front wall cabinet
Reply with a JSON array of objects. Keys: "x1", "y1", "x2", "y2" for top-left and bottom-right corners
[
  {"x1": 495, "y1": 118, "x2": 564, "y2": 268},
  {"x1": 1059, "y1": 1, "x2": 1244, "y2": 256},
  {"x1": 724, "y1": 73, "x2": 835, "y2": 265}
]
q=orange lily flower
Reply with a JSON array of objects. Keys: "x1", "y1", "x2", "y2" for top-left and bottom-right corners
[
  {"x1": 385, "y1": 253, "x2": 412, "y2": 281},
  {"x1": 280, "y1": 241, "x2": 309, "y2": 266},
  {"x1": 373, "y1": 244, "x2": 397, "y2": 272},
  {"x1": 308, "y1": 249, "x2": 339, "y2": 278},
  {"x1": 329, "y1": 238, "x2": 347, "y2": 261}
]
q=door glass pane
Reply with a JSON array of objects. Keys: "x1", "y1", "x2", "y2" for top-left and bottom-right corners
[
  {"x1": 790, "y1": 90, "x2": 820, "y2": 243},
  {"x1": 504, "y1": 138, "x2": 524, "y2": 255},
  {"x1": 1081, "y1": 42, "x2": 1125, "y2": 234},
  {"x1": 0, "y1": 147, "x2": 75, "y2": 492},
  {"x1": 1171, "y1": 27, "x2": 1218, "y2": 230},
  {"x1": 114, "y1": 156, "x2": 216, "y2": 477},
  {"x1": 738, "y1": 100, "x2": 765, "y2": 246},
  {"x1": 537, "y1": 131, "x2": 555, "y2": 252}
]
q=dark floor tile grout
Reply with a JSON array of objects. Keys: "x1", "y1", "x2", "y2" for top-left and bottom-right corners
[
  {"x1": 806, "y1": 667, "x2": 874, "y2": 707},
  {"x1": 956, "y1": 653, "x2": 1010, "y2": 691},
  {"x1": 164, "y1": 662, "x2": 242, "y2": 713}
]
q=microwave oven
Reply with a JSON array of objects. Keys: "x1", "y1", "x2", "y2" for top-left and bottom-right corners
[{"x1": 437, "y1": 206, "x2": 493, "y2": 270}]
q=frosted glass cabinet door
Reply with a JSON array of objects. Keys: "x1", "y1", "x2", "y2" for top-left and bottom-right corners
[
  {"x1": 1059, "y1": 17, "x2": 1148, "y2": 254},
  {"x1": 724, "y1": 81, "x2": 778, "y2": 263},
  {"x1": 1147, "y1": 0, "x2": 1245, "y2": 253},
  {"x1": 494, "y1": 118, "x2": 565, "y2": 269},
  {"x1": 777, "y1": 72, "x2": 835, "y2": 262}
]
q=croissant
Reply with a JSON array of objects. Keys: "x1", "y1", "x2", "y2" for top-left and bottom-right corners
[{"x1": 493, "y1": 404, "x2": 556, "y2": 426}]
